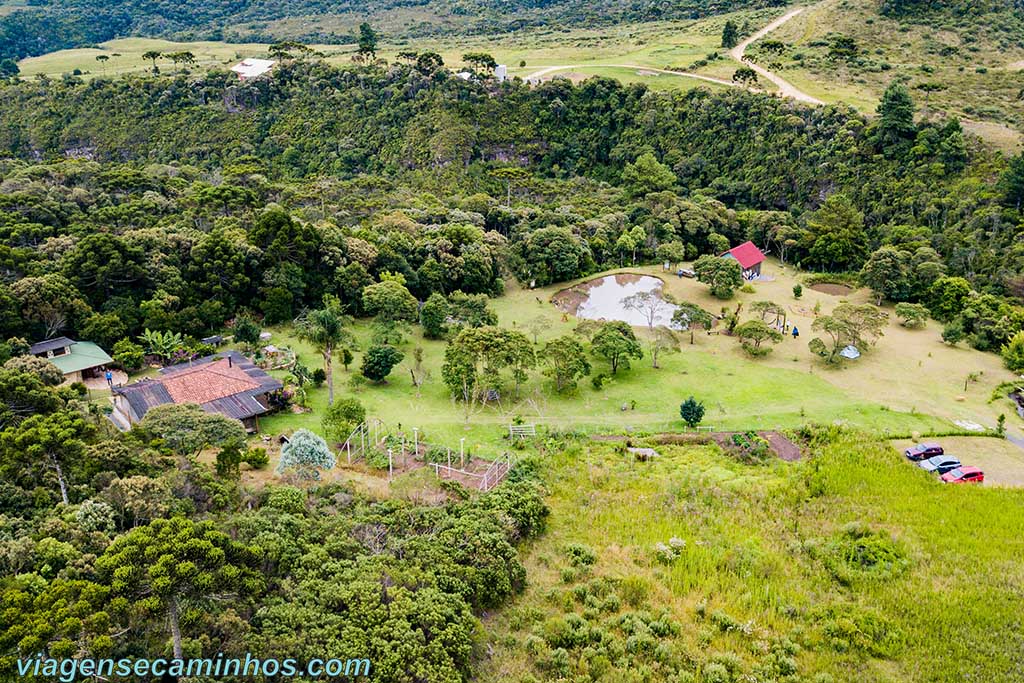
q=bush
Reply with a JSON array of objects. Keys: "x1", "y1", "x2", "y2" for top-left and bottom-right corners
[
  {"x1": 112, "y1": 338, "x2": 145, "y2": 372},
  {"x1": 243, "y1": 447, "x2": 269, "y2": 469},
  {"x1": 311, "y1": 368, "x2": 326, "y2": 386},
  {"x1": 265, "y1": 485, "x2": 307, "y2": 514},
  {"x1": 816, "y1": 522, "x2": 909, "y2": 586},
  {"x1": 1001, "y1": 331, "x2": 1024, "y2": 373},
  {"x1": 792, "y1": 284, "x2": 803, "y2": 299},
  {"x1": 565, "y1": 543, "x2": 597, "y2": 567},
  {"x1": 321, "y1": 397, "x2": 366, "y2": 443},
  {"x1": 361, "y1": 345, "x2": 404, "y2": 382},
  {"x1": 895, "y1": 302, "x2": 929, "y2": 328}
]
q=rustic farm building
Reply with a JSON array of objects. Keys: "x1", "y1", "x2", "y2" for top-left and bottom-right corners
[
  {"x1": 29, "y1": 337, "x2": 113, "y2": 384},
  {"x1": 722, "y1": 241, "x2": 767, "y2": 279},
  {"x1": 111, "y1": 351, "x2": 282, "y2": 432}
]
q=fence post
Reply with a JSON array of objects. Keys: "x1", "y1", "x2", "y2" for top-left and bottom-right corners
[
  {"x1": 447, "y1": 448, "x2": 451, "y2": 469},
  {"x1": 388, "y1": 448, "x2": 393, "y2": 482}
]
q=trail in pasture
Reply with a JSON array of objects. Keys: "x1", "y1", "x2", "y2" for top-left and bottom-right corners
[{"x1": 728, "y1": 6, "x2": 823, "y2": 104}]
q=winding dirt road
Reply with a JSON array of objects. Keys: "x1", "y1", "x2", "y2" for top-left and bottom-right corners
[
  {"x1": 728, "y1": 6, "x2": 823, "y2": 104},
  {"x1": 523, "y1": 5, "x2": 823, "y2": 106}
]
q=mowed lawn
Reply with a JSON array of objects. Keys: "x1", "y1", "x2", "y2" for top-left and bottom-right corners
[
  {"x1": 247, "y1": 259, "x2": 1023, "y2": 473},
  {"x1": 478, "y1": 431, "x2": 1024, "y2": 682}
]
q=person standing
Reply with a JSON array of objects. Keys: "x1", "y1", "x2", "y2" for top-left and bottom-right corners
[
  {"x1": 104, "y1": 369, "x2": 114, "y2": 387},
  {"x1": 791, "y1": 326, "x2": 799, "y2": 340}
]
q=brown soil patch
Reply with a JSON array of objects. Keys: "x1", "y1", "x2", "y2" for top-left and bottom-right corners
[
  {"x1": 710, "y1": 431, "x2": 802, "y2": 461},
  {"x1": 808, "y1": 283, "x2": 853, "y2": 296}
]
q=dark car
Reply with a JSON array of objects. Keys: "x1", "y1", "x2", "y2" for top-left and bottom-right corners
[
  {"x1": 904, "y1": 442, "x2": 943, "y2": 461},
  {"x1": 918, "y1": 455, "x2": 961, "y2": 475}
]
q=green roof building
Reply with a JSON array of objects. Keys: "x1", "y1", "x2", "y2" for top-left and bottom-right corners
[{"x1": 30, "y1": 337, "x2": 113, "y2": 383}]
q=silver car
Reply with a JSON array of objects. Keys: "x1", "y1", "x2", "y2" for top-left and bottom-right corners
[{"x1": 918, "y1": 455, "x2": 961, "y2": 475}]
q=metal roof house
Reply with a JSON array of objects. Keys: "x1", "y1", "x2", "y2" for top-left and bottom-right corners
[
  {"x1": 721, "y1": 241, "x2": 767, "y2": 279},
  {"x1": 111, "y1": 351, "x2": 283, "y2": 433},
  {"x1": 230, "y1": 58, "x2": 276, "y2": 81},
  {"x1": 29, "y1": 337, "x2": 113, "y2": 384}
]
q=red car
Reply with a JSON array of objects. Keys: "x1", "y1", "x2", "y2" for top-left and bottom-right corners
[
  {"x1": 941, "y1": 467, "x2": 984, "y2": 484},
  {"x1": 904, "y1": 442, "x2": 943, "y2": 461}
]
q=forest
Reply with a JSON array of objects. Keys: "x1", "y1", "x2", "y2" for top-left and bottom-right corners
[{"x1": 0, "y1": 60, "x2": 1021, "y2": 354}]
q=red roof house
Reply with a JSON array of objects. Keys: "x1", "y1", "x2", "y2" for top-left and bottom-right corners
[
  {"x1": 722, "y1": 241, "x2": 766, "y2": 278},
  {"x1": 111, "y1": 351, "x2": 283, "y2": 432}
]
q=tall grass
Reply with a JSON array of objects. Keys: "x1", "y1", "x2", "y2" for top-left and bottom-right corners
[{"x1": 478, "y1": 430, "x2": 1024, "y2": 682}]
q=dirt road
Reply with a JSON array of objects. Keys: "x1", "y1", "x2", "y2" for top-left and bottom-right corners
[
  {"x1": 522, "y1": 64, "x2": 737, "y2": 88},
  {"x1": 728, "y1": 6, "x2": 823, "y2": 104}
]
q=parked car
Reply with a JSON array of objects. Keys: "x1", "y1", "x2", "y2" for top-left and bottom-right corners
[
  {"x1": 918, "y1": 455, "x2": 961, "y2": 475},
  {"x1": 904, "y1": 442, "x2": 943, "y2": 461},
  {"x1": 940, "y1": 467, "x2": 984, "y2": 484}
]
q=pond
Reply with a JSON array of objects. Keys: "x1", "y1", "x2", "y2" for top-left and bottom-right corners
[{"x1": 552, "y1": 274, "x2": 679, "y2": 328}]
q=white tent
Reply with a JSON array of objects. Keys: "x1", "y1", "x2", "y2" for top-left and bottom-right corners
[{"x1": 839, "y1": 345, "x2": 861, "y2": 360}]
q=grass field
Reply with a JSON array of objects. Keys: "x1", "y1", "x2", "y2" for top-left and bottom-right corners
[
  {"x1": 476, "y1": 429, "x2": 1024, "y2": 681},
  {"x1": 755, "y1": 0, "x2": 1024, "y2": 151},
  {"x1": 14, "y1": 7, "x2": 781, "y2": 90},
  {"x1": 212, "y1": 258, "x2": 1023, "y2": 492},
  {"x1": 16, "y1": 2, "x2": 1021, "y2": 150}
]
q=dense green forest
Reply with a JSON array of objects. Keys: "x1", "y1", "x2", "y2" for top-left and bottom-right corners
[
  {"x1": 0, "y1": 0, "x2": 787, "y2": 60},
  {"x1": 0, "y1": 60, "x2": 1021, "y2": 354}
]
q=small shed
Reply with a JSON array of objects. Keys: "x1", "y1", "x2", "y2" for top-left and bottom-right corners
[
  {"x1": 230, "y1": 58, "x2": 276, "y2": 81},
  {"x1": 722, "y1": 241, "x2": 767, "y2": 279}
]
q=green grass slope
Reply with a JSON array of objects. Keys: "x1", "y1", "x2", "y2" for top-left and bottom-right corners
[{"x1": 479, "y1": 429, "x2": 1024, "y2": 682}]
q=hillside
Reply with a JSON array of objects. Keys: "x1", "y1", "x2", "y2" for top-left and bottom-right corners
[
  {"x1": 742, "y1": 0, "x2": 1024, "y2": 142},
  {"x1": 0, "y1": 0, "x2": 786, "y2": 61}
]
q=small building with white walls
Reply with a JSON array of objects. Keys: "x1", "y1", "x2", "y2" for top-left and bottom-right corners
[
  {"x1": 495, "y1": 64, "x2": 507, "y2": 82},
  {"x1": 231, "y1": 58, "x2": 276, "y2": 81}
]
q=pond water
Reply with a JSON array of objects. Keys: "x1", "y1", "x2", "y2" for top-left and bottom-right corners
[{"x1": 553, "y1": 274, "x2": 680, "y2": 328}]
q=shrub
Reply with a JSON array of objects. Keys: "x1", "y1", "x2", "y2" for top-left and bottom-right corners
[
  {"x1": 360, "y1": 345, "x2": 404, "y2": 382},
  {"x1": 1001, "y1": 331, "x2": 1024, "y2": 373},
  {"x1": 792, "y1": 284, "x2": 803, "y2": 299},
  {"x1": 566, "y1": 543, "x2": 597, "y2": 567},
  {"x1": 895, "y1": 302, "x2": 929, "y2": 328},
  {"x1": 265, "y1": 485, "x2": 307, "y2": 514},
  {"x1": 112, "y1": 337, "x2": 145, "y2": 371},
  {"x1": 311, "y1": 368, "x2": 326, "y2": 386},
  {"x1": 321, "y1": 397, "x2": 366, "y2": 443},
  {"x1": 277, "y1": 429, "x2": 335, "y2": 480},
  {"x1": 242, "y1": 447, "x2": 269, "y2": 469},
  {"x1": 817, "y1": 523, "x2": 909, "y2": 586},
  {"x1": 815, "y1": 604, "x2": 903, "y2": 657}
]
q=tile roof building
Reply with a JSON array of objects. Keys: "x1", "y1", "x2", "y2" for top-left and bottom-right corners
[
  {"x1": 111, "y1": 351, "x2": 283, "y2": 432},
  {"x1": 29, "y1": 337, "x2": 113, "y2": 383}
]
